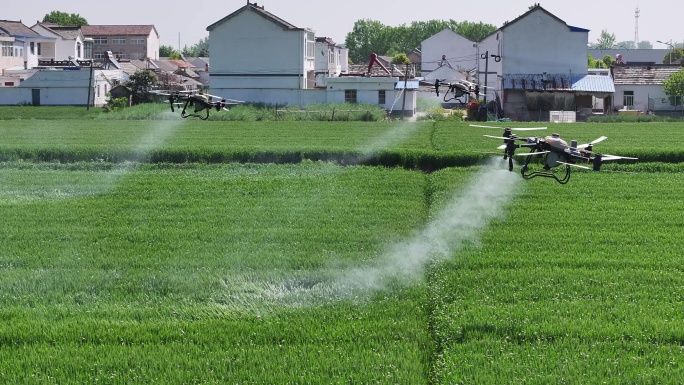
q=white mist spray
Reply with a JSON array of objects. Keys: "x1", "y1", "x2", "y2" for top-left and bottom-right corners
[{"x1": 333, "y1": 161, "x2": 522, "y2": 296}]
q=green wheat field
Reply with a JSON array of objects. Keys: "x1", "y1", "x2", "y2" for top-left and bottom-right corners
[{"x1": 1, "y1": 106, "x2": 684, "y2": 384}]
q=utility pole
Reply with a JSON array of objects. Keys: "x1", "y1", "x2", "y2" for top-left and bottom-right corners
[
  {"x1": 401, "y1": 63, "x2": 410, "y2": 119},
  {"x1": 480, "y1": 51, "x2": 501, "y2": 104}
]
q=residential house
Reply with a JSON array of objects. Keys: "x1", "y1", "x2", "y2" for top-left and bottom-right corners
[
  {"x1": 0, "y1": 60, "x2": 124, "y2": 107},
  {"x1": 0, "y1": 19, "x2": 55, "y2": 72},
  {"x1": 206, "y1": 2, "x2": 415, "y2": 114},
  {"x1": 31, "y1": 22, "x2": 86, "y2": 61},
  {"x1": 81, "y1": 25, "x2": 160, "y2": 60},
  {"x1": 206, "y1": 2, "x2": 317, "y2": 99},
  {"x1": 611, "y1": 64, "x2": 683, "y2": 114},
  {"x1": 487, "y1": 5, "x2": 614, "y2": 121},
  {"x1": 421, "y1": 29, "x2": 477, "y2": 78},
  {"x1": 314, "y1": 37, "x2": 348, "y2": 87}
]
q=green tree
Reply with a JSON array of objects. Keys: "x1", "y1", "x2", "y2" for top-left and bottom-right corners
[
  {"x1": 662, "y1": 48, "x2": 684, "y2": 64},
  {"x1": 391, "y1": 53, "x2": 410, "y2": 65},
  {"x1": 663, "y1": 68, "x2": 684, "y2": 105},
  {"x1": 181, "y1": 36, "x2": 209, "y2": 57},
  {"x1": 602, "y1": 54, "x2": 616, "y2": 68},
  {"x1": 344, "y1": 20, "x2": 390, "y2": 64},
  {"x1": 126, "y1": 69, "x2": 158, "y2": 94},
  {"x1": 42, "y1": 11, "x2": 88, "y2": 26},
  {"x1": 344, "y1": 19, "x2": 496, "y2": 64},
  {"x1": 159, "y1": 45, "x2": 178, "y2": 58},
  {"x1": 637, "y1": 41, "x2": 653, "y2": 49},
  {"x1": 594, "y1": 30, "x2": 616, "y2": 50}
]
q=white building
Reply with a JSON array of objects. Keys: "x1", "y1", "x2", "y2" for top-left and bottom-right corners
[
  {"x1": 421, "y1": 29, "x2": 477, "y2": 77},
  {"x1": 612, "y1": 64, "x2": 682, "y2": 113},
  {"x1": 0, "y1": 66, "x2": 123, "y2": 107},
  {"x1": 492, "y1": 5, "x2": 613, "y2": 120},
  {"x1": 30, "y1": 23, "x2": 86, "y2": 62},
  {"x1": 206, "y1": 2, "x2": 415, "y2": 115},
  {"x1": 0, "y1": 20, "x2": 56, "y2": 71}
]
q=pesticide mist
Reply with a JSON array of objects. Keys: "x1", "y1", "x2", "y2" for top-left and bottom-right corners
[{"x1": 334, "y1": 162, "x2": 522, "y2": 295}]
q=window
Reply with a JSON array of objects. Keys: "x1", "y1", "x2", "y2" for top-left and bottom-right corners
[
  {"x1": 37, "y1": 43, "x2": 41, "y2": 55},
  {"x1": 344, "y1": 90, "x2": 357, "y2": 104},
  {"x1": 306, "y1": 32, "x2": 315, "y2": 58},
  {"x1": 77, "y1": 43, "x2": 81, "y2": 58},
  {"x1": 30, "y1": 42, "x2": 35, "y2": 55},
  {"x1": 93, "y1": 52, "x2": 105, "y2": 59},
  {"x1": 2, "y1": 41, "x2": 12, "y2": 57},
  {"x1": 92, "y1": 37, "x2": 108, "y2": 45},
  {"x1": 378, "y1": 90, "x2": 386, "y2": 105},
  {"x1": 623, "y1": 90, "x2": 634, "y2": 107},
  {"x1": 131, "y1": 38, "x2": 145, "y2": 45},
  {"x1": 670, "y1": 96, "x2": 682, "y2": 106},
  {"x1": 4, "y1": 82, "x2": 15, "y2": 87},
  {"x1": 130, "y1": 52, "x2": 145, "y2": 60},
  {"x1": 112, "y1": 38, "x2": 126, "y2": 44}
]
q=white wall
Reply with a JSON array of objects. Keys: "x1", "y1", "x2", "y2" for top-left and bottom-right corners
[
  {"x1": 146, "y1": 30, "x2": 160, "y2": 60},
  {"x1": 0, "y1": 68, "x2": 121, "y2": 106},
  {"x1": 614, "y1": 84, "x2": 665, "y2": 112},
  {"x1": 209, "y1": 9, "x2": 307, "y2": 90},
  {"x1": 421, "y1": 29, "x2": 477, "y2": 74},
  {"x1": 501, "y1": 9, "x2": 587, "y2": 75}
]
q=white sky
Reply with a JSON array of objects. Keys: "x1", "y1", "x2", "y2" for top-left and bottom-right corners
[{"x1": 4, "y1": 0, "x2": 682, "y2": 50}]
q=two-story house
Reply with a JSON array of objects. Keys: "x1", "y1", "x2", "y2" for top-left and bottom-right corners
[
  {"x1": 81, "y1": 25, "x2": 160, "y2": 60},
  {"x1": 31, "y1": 22, "x2": 86, "y2": 61},
  {"x1": 0, "y1": 19, "x2": 55, "y2": 73},
  {"x1": 206, "y1": 2, "x2": 415, "y2": 114},
  {"x1": 314, "y1": 37, "x2": 348, "y2": 87},
  {"x1": 206, "y1": 2, "x2": 317, "y2": 104},
  {"x1": 484, "y1": 5, "x2": 614, "y2": 121}
]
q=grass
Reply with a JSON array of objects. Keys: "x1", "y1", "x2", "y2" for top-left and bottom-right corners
[
  {"x1": 0, "y1": 163, "x2": 432, "y2": 383},
  {"x1": 2, "y1": 110, "x2": 684, "y2": 383}
]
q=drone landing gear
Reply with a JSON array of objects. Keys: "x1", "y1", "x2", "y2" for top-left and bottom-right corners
[
  {"x1": 521, "y1": 164, "x2": 571, "y2": 184},
  {"x1": 180, "y1": 99, "x2": 210, "y2": 120}
]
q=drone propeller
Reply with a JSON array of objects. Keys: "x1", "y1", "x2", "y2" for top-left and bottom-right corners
[
  {"x1": 557, "y1": 161, "x2": 592, "y2": 170},
  {"x1": 577, "y1": 136, "x2": 607, "y2": 150},
  {"x1": 483, "y1": 134, "x2": 528, "y2": 141},
  {"x1": 558, "y1": 161, "x2": 634, "y2": 174},
  {"x1": 600, "y1": 154, "x2": 638, "y2": 161},
  {"x1": 471, "y1": 124, "x2": 547, "y2": 131},
  {"x1": 514, "y1": 151, "x2": 550, "y2": 157}
]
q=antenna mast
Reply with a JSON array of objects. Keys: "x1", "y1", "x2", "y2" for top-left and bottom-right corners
[{"x1": 634, "y1": 6, "x2": 640, "y2": 46}]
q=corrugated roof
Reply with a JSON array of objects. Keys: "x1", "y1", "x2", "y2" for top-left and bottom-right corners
[
  {"x1": 612, "y1": 64, "x2": 682, "y2": 85},
  {"x1": 503, "y1": 74, "x2": 614, "y2": 93},
  {"x1": 82, "y1": 25, "x2": 157, "y2": 37}
]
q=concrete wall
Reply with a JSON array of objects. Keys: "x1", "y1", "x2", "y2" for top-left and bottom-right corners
[
  {"x1": 614, "y1": 84, "x2": 665, "y2": 112},
  {"x1": 0, "y1": 68, "x2": 121, "y2": 106},
  {"x1": 209, "y1": 9, "x2": 307, "y2": 90},
  {"x1": 501, "y1": 9, "x2": 587, "y2": 75},
  {"x1": 421, "y1": 29, "x2": 477, "y2": 75}
]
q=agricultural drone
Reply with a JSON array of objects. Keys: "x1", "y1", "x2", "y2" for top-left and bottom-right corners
[
  {"x1": 420, "y1": 78, "x2": 480, "y2": 104},
  {"x1": 474, "y1": 124, "x2": 638, "y2": 184},
  {"x1": 153, "y1": 90, "x2": 244, "y2": 120}
]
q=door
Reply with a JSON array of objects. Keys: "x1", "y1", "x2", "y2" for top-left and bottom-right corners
[{"x1": 32, "y1": 89, "x2": 40, "y2": 106}]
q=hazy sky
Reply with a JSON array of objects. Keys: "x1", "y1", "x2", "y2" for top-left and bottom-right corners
[{"x1": 5, "y1": 0, "x2": 682, "y2": 50}]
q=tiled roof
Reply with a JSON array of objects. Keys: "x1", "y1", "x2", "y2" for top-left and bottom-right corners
[
  {"x1": 503, "y1": 74, "x2": 614, "y2": 93},
  {"x1": 0, "y1": 20, "x2": 40, "y2": 36},
  {"x1": 39, "y1": 24, "x2": 82, "y2": 40},
  {"x1": 612, "y1": 64, "x2": 683, "y2": 85},
  {"x1": 82, "y1": 25, "x2": 157, "y2": 37}
]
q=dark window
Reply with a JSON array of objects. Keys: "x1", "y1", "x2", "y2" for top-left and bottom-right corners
[
  {"x1": 378, "y1": 90, "x2": 386, "y2": 105},
  {"x1": 623, "y1": 90, "x2": 634, "y2": 106},
  {"x1": 344, "y1": 89, "x2": 357, "y2": 104}
]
